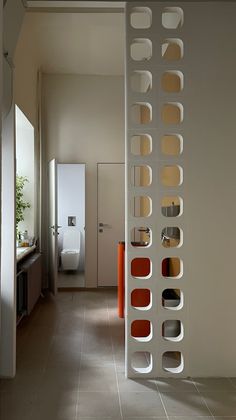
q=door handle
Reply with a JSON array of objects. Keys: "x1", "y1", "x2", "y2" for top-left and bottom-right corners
[
  {"x1": 99, "y1": 222, "x2": 111, "y2": 228},
  {"x1": 50, "y1": 225, "x2": 62, "y2": 229}
]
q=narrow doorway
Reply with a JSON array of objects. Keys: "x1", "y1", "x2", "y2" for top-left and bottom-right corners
[{"x1": 48, "y1": 160, "x2": 86, "y2": 292}]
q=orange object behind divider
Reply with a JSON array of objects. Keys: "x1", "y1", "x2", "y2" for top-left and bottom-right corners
[{"x1": 118, "y1": 242, "x2": 125, "y2": 318}]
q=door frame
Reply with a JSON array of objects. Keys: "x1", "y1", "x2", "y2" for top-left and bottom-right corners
[{"x1": 96, "y1": 162, "x2": 125, "y2": 287}]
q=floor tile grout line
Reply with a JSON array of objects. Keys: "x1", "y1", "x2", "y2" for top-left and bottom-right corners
[
  {"x1": 192, "y1": 378, "x2": 215, "y2": 418},
  {"x1": 155, "y1": 380, "x2": 170, "y2": 420},
  {"x1": 106, "y1": 298, "x2": 124, "y2": 420}
]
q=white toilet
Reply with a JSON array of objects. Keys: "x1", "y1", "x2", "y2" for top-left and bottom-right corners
[{"x1": 61, "y1": 227, "x2": 81, "y2": 270}]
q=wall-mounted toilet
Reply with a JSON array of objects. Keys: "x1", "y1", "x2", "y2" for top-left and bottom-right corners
[{"x1": 61, "y1": 227, "x2": 81, "y2": 270}]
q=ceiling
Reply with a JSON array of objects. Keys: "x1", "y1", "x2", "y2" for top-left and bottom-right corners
[{"x1": 19, "y1": 12, "x2": 124, "y2": 75}]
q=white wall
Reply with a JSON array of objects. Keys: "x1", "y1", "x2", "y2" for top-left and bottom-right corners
[
  {"x1": 42, "y1": 74, "x2": 124, "y2": 287},
  {"x1": 15, "y1": 106, "x2": 35, "y2": 238},
  {"x1": 58, "y1": 164, "x2": 85, "y2": 271}
]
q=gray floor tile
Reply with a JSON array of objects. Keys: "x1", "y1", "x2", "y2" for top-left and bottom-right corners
[
  {"x1": 31, "y1": 390, "x2": 78, "y2": 420},
  {"x1": 156, "y1": 378, "x2": 196, "y2": 392},
  {"x1": 193, "y1": 377, "x2": 235, "y2": 391},
  {"x1": 0, "y1": 390, "x2": 36, "y2": 420},
  {"x1": 4, "y1": 290, "x2": 236, "y2": 420},
  {"x1": 78, "y1": 366, "x2": 118, "y2": 391},
  {"x1": 201, "y1": 391, "x2": 236, "y2": 416},
  {"x1": 41, "y1": 366, "x2": 80, "y2": 392},
  {"x1": 160, "y1": 392, "x2": 211, "y2": 416},
  {"x1": 77, "y1": 391, "x2": 120, "y2": 418},
  {"x1": 120, "y1": 391, "x2": 166, "y2": 417},
  {"x1": 117, "y1": 372, "x2": 157, "y2": 392},
  {"x1": 168, "y1": 417, "x2": 213, "y2": 420},
  {"x1": 123, "y1": 418, "x2": 167, "y2": 420}
]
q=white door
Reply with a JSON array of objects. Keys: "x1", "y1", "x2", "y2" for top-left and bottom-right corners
[
  {"x1": 98, "y1": 163, "x2": 125, "y2": 286},
  {"x1": 48, "y1": 159, "x2": 58, "y2": 294}
]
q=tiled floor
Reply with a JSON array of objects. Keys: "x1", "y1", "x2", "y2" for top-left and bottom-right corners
[
  {"x1": 1, "y1": 289, "x2": 236, "y2": 419},
  {"x1": 57, "y1": 271, "x2": 85, "y2": 288}
]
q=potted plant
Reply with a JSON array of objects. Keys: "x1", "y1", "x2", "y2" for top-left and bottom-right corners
[{"x1": 16, "y1": 175, "x2": 31, "y2": 243}]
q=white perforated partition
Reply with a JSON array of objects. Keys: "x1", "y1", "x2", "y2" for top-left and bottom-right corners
[
  {"x1": 125, "y1": 1, "x2": 236, "y2": 379},
  {"x1": 125, "y1": 2, "x2": 186, "y2": 378}
]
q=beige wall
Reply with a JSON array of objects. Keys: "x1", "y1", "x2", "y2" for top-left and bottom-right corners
[
  {"x1": 14, "y1": 14, "x2": 41, "y2": 242},
  {"x1": 42, "y1": 74, "x2": 124, "y2": 287},
  {"x1": 14, "y1": 15, "x2": 40, "y2": 127}
]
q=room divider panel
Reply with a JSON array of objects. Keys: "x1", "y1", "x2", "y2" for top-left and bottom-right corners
[{"x1": 125, "y1": 2, "x2": 186, "y2": 378}]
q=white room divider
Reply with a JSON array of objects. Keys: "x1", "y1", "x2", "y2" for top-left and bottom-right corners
[
  {"x1": 125, "y1": 1, "x2": 236, "y2": 379},
  {"x1": 125, "y1": 2, "x2": 185, "y2": 378}
]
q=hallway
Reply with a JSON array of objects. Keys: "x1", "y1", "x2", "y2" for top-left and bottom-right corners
[{"x1": 1, "y1": 290, "x2": 236, "y2": 419}]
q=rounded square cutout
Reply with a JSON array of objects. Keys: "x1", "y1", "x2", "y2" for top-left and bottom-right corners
[
  {"x1": 131, "y1": 227, "x2": 151, "y2": 247},
  {"x1": 131, "y1": 351, "x2": 153, "y2": 374},
  {"x1": 131, "y1": 71, "x2": 152, "y2": 93},
  {"x1": 131, "y1": 257, "x2": 151, "y2": 278},
  {"x1": 162, "y1": 320, "x2": 183, "y2": 341},
  {"x1": 161, "y1": 196, "x2": 182, "y2": 217},
  {"x1": 130, "y1": 7, "x2": 152, "y2": 29},
  {"x1": 131, "y1": 38, "x2": 152, "y2": 61},
  {"x1": 131, "y1": 103, "x2": 152, "y2": 125},
  {"x1": 162, "y1": 288, "x2": 183, "y2": 310},
  {"x1": 131, "y1": 289, "x2": 151, "y2": 309},
  {"x1": 162, "y1": 71, "x2": 184, "y2": 93},
  {"x1": 132, "y1": 196, "x2": 152, "y2": 217},
  {"x1": 161, "y1": 134, "x2": 183, "y2": 156},
  {"x1": 162, "y1": 257, "x2": 182, "y2": 278},
  {"x1": 131, "y1": 165, "x2": 152, "y2": 187},
  {"x1": 162, "y1": 351, "x2": 184, "y2": 373},
  {"x1": 131, "y1": 320, "x2": 152, "y2": 341},
  {"x1": 162, "y1": 39, "x2": 183, "y2": 61},
  {"x1": 162, "y1": 103, "x2": 183, "y2": 124},
  {"x1": 162, "y1": 7, "x2": 184, "y2": 29},
  {"x1": 161, "y1": 165, "x2": 183, "y2": 187},
  {"x1": 161, "y1": 227, "x2": 182, "y2": 248},
  {"x1": 131, "y1": 134, "x2": 152, "y2": 156}
]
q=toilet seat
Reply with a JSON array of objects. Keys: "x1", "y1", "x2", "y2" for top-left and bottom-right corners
[{"x1": 60, "y1": 228, "x2": 81, "y2": 270}]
